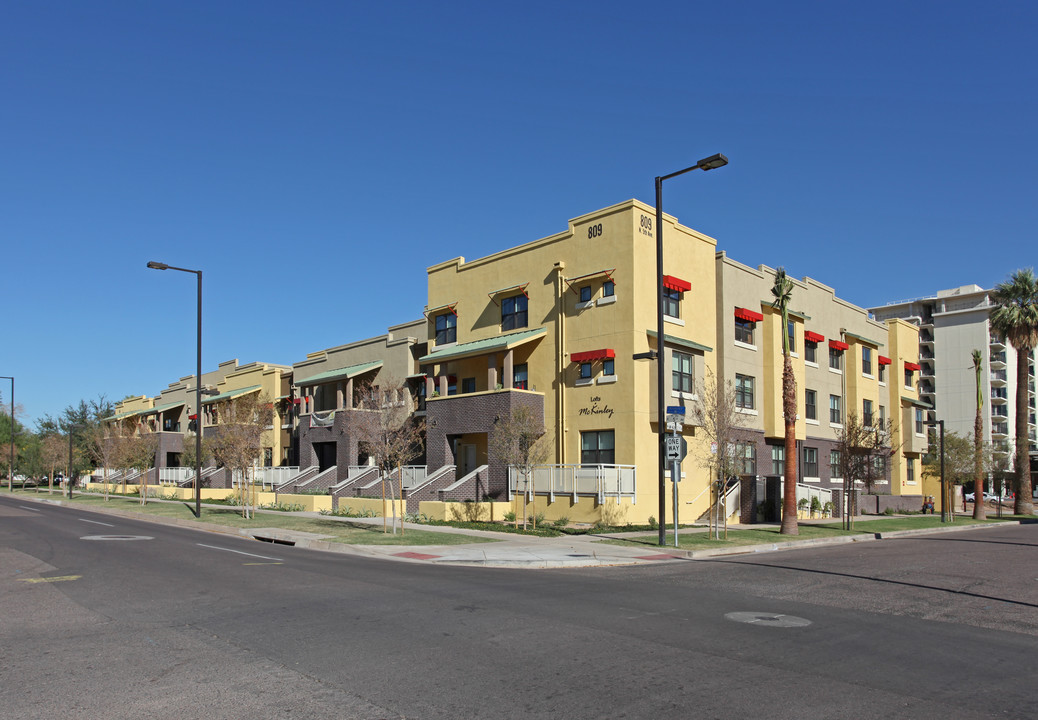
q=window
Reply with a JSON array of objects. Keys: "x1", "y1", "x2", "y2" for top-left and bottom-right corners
[
  {"x1": 735, "y1": 318, "x2": 755, "y2": 345},
  {"x1": 603, "y1": 280, "x2": 615, "y2": 297},
  {"x1": 829, "y1": 347, "x2": 842, "y2": 370},
  {"x1": 663, "y1": 287, "x2": 681, "y2": 318},
  {"x1": 805, "y1": 342, "x2": 817, "y2": 363},
  {"x1": 829, "y1": 394, "x2": 842, "y2": 424},
  {"x1": 736, "y1": 374, "x2": 755, "y2": 409},
  {"x1": 805, "y1": 389, "x2": 817, "y2": 420},
  {"x1": 581, "y1": 430, "x2": 614, "y2": 465},
  {"x1": 502, "y1": 295, "x2": 528, "y2": 331},
  {"x1": 862, "y1": 347, "x2": 872, "y2": 375},
  {"x1": 771, "y1": 445, "x2": 785, "y2": 476},
  {"x1": 907, "y1": 457, "x2": 915, "y2": 483},
  {"x1": 787, "y1": 320, "x2": 796, "y2": 353},
  {"x1": 863, "y1": 399, "x2": 874, "y2": 427},
  {"x1": 878, "y1": 363, "x2": 886, "y2": 383},
  {"x1": 735, "y1": 442, "x2": 756, "y2": 475},
  {"x1": 579, "y1": 362, "x2": 593, "y2": 379},
  {"x1": 461, "y1": 377, "x2": 476, "y2": 394},
  {"x1": 803, "y1": 447, "x2": 818, "y2": 477},
  {"x1": 830, "y1": 450, "x2": 842, "y2": 478},
  {"x1": 873, "y1": 456, "x2": 886, "y2": 478},
  {"x1": 435, "y1": 313, "x2": 456, "y2": 345},
  {"x1": 603, "y1": 358, "x2": 615, "y2": 376},
  {"x1": 915, "y1": 408, "x2": 924, "y2": 435},
  {"x1": 579, "y1": 286, "x2": 592, "y2": 303},
  {"x1": 513, "y1": 364, "x2": 529, "y2": 390},
  {"x1": 905, "y1": 368, "x2": 914, "y2": 388},
  {"x1": 672, "y1": 351, "x2": 694, "y2": 394}
]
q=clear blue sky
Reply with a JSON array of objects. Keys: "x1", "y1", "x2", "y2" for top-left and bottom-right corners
[{"x1": 3, "y1": 1, "x2": 1035, "y2": 426}]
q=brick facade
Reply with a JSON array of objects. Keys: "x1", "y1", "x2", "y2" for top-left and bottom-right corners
[{"x1": 425, "y1": 389, "x2": 544, "y2": 499}]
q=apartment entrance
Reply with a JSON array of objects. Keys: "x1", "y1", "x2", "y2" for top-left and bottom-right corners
[
  {"x1": 313, "y1": 442, "x2": 336, "y2": 471},
  {"x1": 450, "y1": 434, "x2": 486, "y2": 477}
]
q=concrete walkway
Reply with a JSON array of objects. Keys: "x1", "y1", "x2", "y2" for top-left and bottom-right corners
[{"x1": 12, "y1": 492, "x2": 1022, "y2": 569}]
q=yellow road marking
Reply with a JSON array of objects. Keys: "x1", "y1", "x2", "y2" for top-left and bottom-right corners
[{"x1": 19, "y1": 575, "x2": 82, "y2": 584}]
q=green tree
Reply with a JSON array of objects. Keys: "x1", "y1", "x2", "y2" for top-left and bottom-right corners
[
  {"x1": 990, "y1": 268, "x2": 1038, "y2": 515},
  {"x1": 972, "y1": 349, "x2": 986, "y2": 520},
  {"x1": 772, "y1": 267, "x2": 799, "y2": 535}
]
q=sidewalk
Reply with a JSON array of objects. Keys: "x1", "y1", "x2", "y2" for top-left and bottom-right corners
[{"x1": 13, "y1": 493, "x2": 1022, "y2": 569}]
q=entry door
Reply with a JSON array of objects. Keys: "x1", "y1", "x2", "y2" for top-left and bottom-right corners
[
  {"x1": 460, "y1": 444, "x2": 477, "y2": 476},
  {"x1": 314, "y1": 442, "x2": 336, "y2": 472}
]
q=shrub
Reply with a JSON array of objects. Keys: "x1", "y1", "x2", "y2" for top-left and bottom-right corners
[
  {"x1": 504, "y1": 511, "x2": 516, "y2": 522},
  {"x1": 553, "y1": 516, "x2": 570, "y2": 529},
  {"x1": 648, "y1": 515, "x2": 658, "y2": 529}
]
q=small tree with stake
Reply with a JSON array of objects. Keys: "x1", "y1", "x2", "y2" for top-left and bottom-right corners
[
  {"x1": 348, "y1": 379, "x2": 425, "y2": 534},
  {"x1": 207, "y1": 393, "x2": 273, "y2": 519},
  {"x1": 489, "y1": 404, "x2": 550, "y2": 530},
  {"x1": 834, "y1": 412, "x2": 896, "y2": 529}
]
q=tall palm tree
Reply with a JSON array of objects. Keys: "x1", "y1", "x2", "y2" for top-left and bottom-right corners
[
  {"x1": 972, "y1": 349, "x2": 986, "y2": 520},
  {"x1": 990, "y1": 268, "x2": 1038, "y2": 515},
  {"x1": 772, "y1": 267, "x2": 798, "y2": 535}
]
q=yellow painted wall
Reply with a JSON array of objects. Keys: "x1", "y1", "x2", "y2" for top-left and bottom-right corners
[{"x1": 425, "y1": 200, "x2": 719, "y2": 525}]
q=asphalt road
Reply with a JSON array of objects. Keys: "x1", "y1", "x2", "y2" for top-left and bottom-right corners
[{"x1": 1, "y1": 495, "x2": 1035, "y2": 719}]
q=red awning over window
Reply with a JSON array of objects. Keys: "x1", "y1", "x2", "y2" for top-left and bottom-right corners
[
  {"x1": 734, "y1": 307, "x2": 764, "y2": 323},
  {"x1": 828, "y1": 340, "x2": 849, "y2": 351},
  {"x1": 804, "y1": 331, "x2": 825, "y2": 344},
  {"x1": 571, "y1": 349, "x2": 616, "y2": 363},
  {"x1": 878, "y1": 355, "x2": 892, "y2": 366},
  {"x1": 662, "y1": 275, "x2": 691, "y2": 293},
  {"x1": 904, "y1": 361, "x2": 921, "y2": 372}
]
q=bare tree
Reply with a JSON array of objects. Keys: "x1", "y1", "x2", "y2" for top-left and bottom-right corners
[
  {"x1": 690, "y1": 369, "x2": 753, "y2": 539},
  {"x1": 120, "y1": 431, "x2": 158, "y2": 505},
  {"x1": 85, "y1": 423, "x2": 122, "y2": 501},
  {"x1": 40, "y1": 434, "x2": 66, "y2": 494},
  {"x1": 834, "y1": 412, "x2": 897, "y2": 529},
  {"x1": 489, "y1": 404, "x2": 550, "y2": 530},
  {"x1": 348, "y1": 379, "x2": 425, "y2": 534},
  {"x1": 207, "y1": 393, "x2": 273, "y2": 519}
]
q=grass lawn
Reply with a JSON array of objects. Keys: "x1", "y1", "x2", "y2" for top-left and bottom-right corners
[
  {"x1": 591, "y1": 514, "x2": 1022, "y2": 549},
  {"x1": 3, "y1": 489, "x2": 498, "y2": 547}
]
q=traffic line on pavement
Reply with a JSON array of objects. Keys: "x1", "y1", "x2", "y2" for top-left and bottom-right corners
[
  {"x1": 19, "y1": 575, "x2": 81, "y2": 584},
  {"x1": 243, "y1": 562, "x2": 284, "y2": 565},
  {"x1": 18, "y1": 506, "x2": 41, "y2": 512},
  {"x1": 79, "y1": 518, "x2": 115, "y2": 527},
  {"x1": 197, "y1": 543, "x2": 283, "y2": 562}
]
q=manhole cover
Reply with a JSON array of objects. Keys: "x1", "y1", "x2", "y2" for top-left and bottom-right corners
[
  {"x1": 81, "y1": 535, "x2": 154, "y2": 541},
  {"x1": 725, "y1": 612, "x2": 811, "y2": 628}
]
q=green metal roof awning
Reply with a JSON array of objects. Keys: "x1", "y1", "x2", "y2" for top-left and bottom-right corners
[
  {"x1": 295, "y1": 361, "x2": 383, "y2": 387},
  {"x1": 647, "y1": 330, "x2": 713, "y2": 354},
  {"x1": 844, "y1": 331, "x2": 883, "y2": 348},
  {"x1": 201, "y1": 385, "x2": 262, "y2": 405},
  {"x1": 901, "y1": 395, "x2": 933, "y2": 409},
  {"x1": 104, "y1": 407, "x2": 149, "y2": 422},
  {"x1": 142, "y1": 401, "x2": 185, "y2": 416},
  {"x1": 419, "y1": 327, "x2": 547, "y2": 364}
]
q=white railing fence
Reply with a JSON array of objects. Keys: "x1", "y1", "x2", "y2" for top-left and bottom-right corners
[
  {"x1": 158, "y1": 467, "x2": 195, "y2": 486},
  {"x1": 508, "y1": 464, "x2": 636, "y2": 504}
]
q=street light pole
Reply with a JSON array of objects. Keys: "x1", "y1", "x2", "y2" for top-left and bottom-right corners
[
  {"x1": 148, "y1": 261, "x2": 204, "y2": 518},
  {"x1": 654, "y1": 153, "x2": 728, "y2": 546},
  {"x1": 1, "y1": 376, "x2": 13, "y2": 491}
]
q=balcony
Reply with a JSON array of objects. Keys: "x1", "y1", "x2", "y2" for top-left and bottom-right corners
[
  {"x1": 990, "y1": 370, "x2": 1008, "y2": 386},
  {"x1": 990, "y1": 335, "x2": 1006, "y2": 349}
]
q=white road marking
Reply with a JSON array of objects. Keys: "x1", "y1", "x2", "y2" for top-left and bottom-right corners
[
  {"x1": 19, "y1": 506, "x2": 41, "y2": 512},
  {"x1": 197, "y1": 543, "x2": 283, "y2": 562},
  {"x1": 79, "y1": 518, "x2": 115, "y2": 527}
]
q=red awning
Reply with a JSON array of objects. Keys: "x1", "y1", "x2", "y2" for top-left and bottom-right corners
[
  {"x1": 905, "y1": 361, "x2": 920, "y2": 372},
  {"x1": 734, "y1": 307, "x2": 764, "y2": 323},
  {"x1": 828, "y1": 340, "x2": 849, "y2": 351},
  {"x1": 571, "y1": 349, "x2": 616, "y2": 363},
  {"x1": 188, "y1": 414, "x2": 197, "y2": 420},
  {"x1": 878, "y1": 355, "x2": 892, "y2": 366},
  {"x1": 804, "y1": 331, "x2": 825, "y2": 344},
  {"x1": 662, "y1": 275, "x2": 691, "y2": 293}
]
